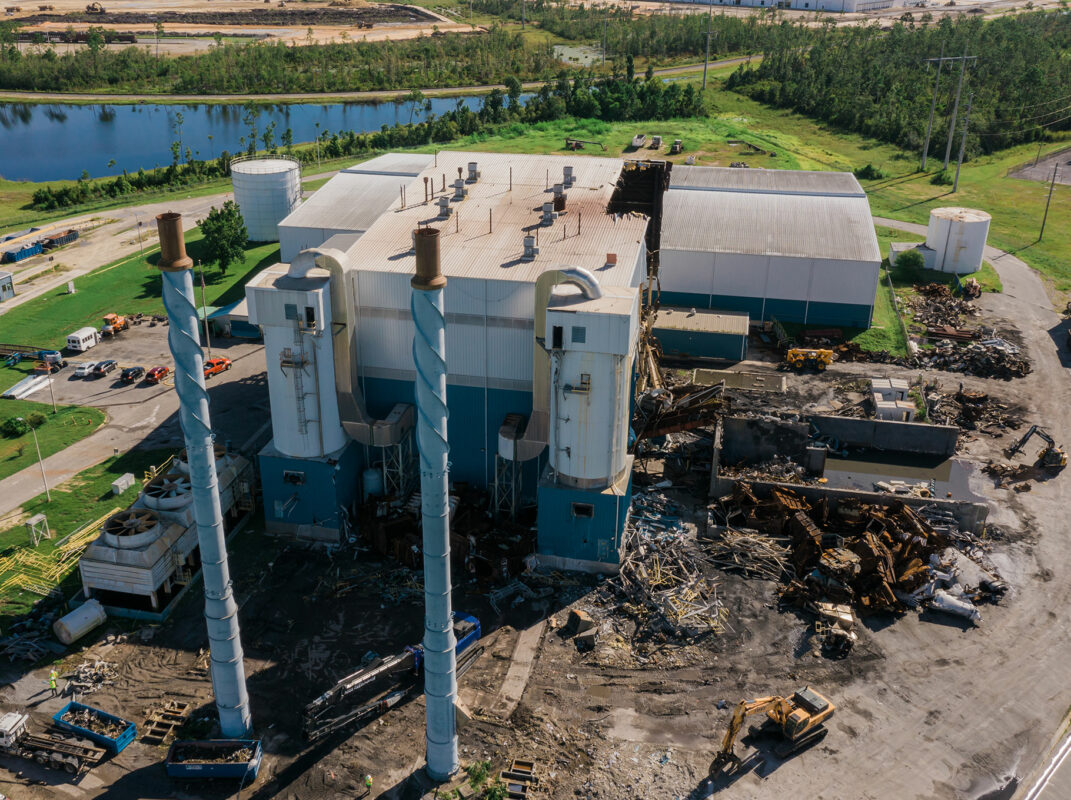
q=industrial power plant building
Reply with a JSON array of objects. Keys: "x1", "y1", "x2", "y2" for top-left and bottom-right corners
[
  {"x1": 659, "y1": 166, "x2": 881, "y2": 328},
  {"x1": 249, "y1": 151, "x2": 882, "y2": 569}
]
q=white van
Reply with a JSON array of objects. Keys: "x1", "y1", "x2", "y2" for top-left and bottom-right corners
[{"x1": 66, "y1": 327, "x2": 100, "y2": 352}]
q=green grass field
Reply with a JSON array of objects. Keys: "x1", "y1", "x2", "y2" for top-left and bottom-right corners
[
  {"x1": 0, "y1": 448, "x2": 169, "y2": 624},
  {"x1": 0, "y1": 230, "x2": 280, "y2": 354},
  {"x1": 0, "y1": 401, "x2": 106, "y2": 483}
]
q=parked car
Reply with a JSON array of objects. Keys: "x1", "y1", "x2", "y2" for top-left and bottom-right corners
[
  {"x1": 73, "y1": 362, "x2": 95, "y2": 378},
  {"x1": 120, "y1": 366, "x2": 145, "y2": 384},
  {"x1": 203, "y1": 357, "x2": 232, "y2": 378},
  {"x1": 145, "y1": 366, "x2": 170, "y2": 384},
  {"x1": 92, "y1": 360, "x2": 117, "y2": 378}
]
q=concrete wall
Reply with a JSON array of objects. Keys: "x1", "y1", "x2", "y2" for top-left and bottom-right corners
[
  {"x1": 720, "y1": 417, "x2": 810, "y2": 464},
  {"x1": 809, "y1": 415, "x2": 959, "y2": 457}
]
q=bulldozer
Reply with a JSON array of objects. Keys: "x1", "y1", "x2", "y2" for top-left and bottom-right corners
[
  {"x1": 710, "y1": 687, "x2": 835, "y2": 774},
  {"x1": 1004, "y1": 425, "x2": 1066, "y2": 470},
  {"x1": 785, "y1": 347, "x2": 834, "y2": 371}
]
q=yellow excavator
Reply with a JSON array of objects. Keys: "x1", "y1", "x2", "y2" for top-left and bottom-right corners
[
  {"x1": 784, "y1": 347, "x2": 834, "y2": 371},
  {"x1": 710, "y1": 687, "x2": 835, "y2": 774},
  {"x1": 1005, "y1": 425, "x2": 1066, "y2": 471}
]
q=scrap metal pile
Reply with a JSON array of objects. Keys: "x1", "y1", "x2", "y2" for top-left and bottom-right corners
[
  {"x1": 927, "y1": 385, "x2": 1024, "y2": 436},
  {"x1": 719, "y1": 455, "x2": 816, "y2": 486},
  {"x1": 66, "y1": 660, "x2": 117, "y2": 696},
  {"x1": 608, "y1": 491, "x2": 728, "y2": 640},
  {"x1": 908, "y1": 283, "x2": 981, "y2": 329},
  {"x1": 918, "y1": 338, "x2": 1030, "y2": 380},
  {"x1": 62, "y1": 707, "x2": 126, "y2": 737},
  {"x1": 170, "y1": 742, "x2": 254, "y2": 764},
  {"x1": 708, "y1": 484, "x2": 990, "y2": 624}
]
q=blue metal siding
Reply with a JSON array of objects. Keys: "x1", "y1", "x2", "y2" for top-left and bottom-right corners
[
  {"x1": 659, "y1": 290, "x2": 710, "y2": 309},
  {"x1": 363, "y1": 375, "x2": 540, "y2": 494},
  {"x1": 536, "y1": 477, "x2": 632, "y2": 565},
  {"x1": 806, "y1": 301, "x2": 873, "y2": 328},
  {"x1": 763, "y1": 298, "x2": 807, "y2": 323},
  {"x1": 710, "y1": 294, "x2": 765, "y2": 318},
  {"x1": 259, "y1": 441, "x2": 362, "y2": 531},
  {"x1": 655, "y1": 291, "x2": 872, "y2": 328},
  {"x1": 653, "y1": 328, "x2": 747, "y2": 361}
]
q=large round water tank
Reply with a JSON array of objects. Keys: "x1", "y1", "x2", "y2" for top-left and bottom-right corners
[
  {"x1": 925, "y1": 207, "x2": 991, "y2": 274},
  {"x1": 231, "y1": 157, "x2": 301, "y2": 243}
]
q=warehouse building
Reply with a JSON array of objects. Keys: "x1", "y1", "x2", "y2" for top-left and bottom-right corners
[
  {"x1": 277, "y1": 153, "x2": 434, "y2": 262},
  {"x1": 659, "y1": 166, "x2": 881, "y2": 329}
]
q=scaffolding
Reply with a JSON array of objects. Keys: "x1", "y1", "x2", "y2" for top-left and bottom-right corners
[
  {"x1": 492, "y1": 454, "x2": 522, "y2": 521},
  {"x1": 381, "y1": 428, "x2": 416, "y2": 499}
]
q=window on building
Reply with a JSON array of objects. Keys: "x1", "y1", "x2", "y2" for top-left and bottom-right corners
[
  {"x1": 552, "y1": 325, "x2": 564, "y2": 349},
  {"x1": 304, "y1": 306, "x2": 316, "y2": 326},
  {"x1": 571, "y1": 502, "x2": 595, "y2": 519},
  {"x1": 284, "y1": 303, "x2": 298, "y2": 321},
  {"x1": 571, "y1": 325, "x2": 586, "y2": 344},
  {"x1": 283, "y1": 470, "x2": 305, "y2": 485}
]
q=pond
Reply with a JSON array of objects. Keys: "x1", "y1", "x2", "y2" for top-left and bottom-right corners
[{"x1": 0, "y1": 96, "x2": 487, "y2": 183}]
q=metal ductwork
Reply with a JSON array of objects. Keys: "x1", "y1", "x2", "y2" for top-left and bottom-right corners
[
  {"x1": 509, "y1": 267, "x2": 603, "y2": 462},
  {"x1": 410, "y1": 226, "x2": 459, "y2": 781},
  {"x1": 288, "y1": 247, "x2": 412, "y2": 447},
  {"x1": 155, "y1": 211, "x2": 252, "y2": 739}
]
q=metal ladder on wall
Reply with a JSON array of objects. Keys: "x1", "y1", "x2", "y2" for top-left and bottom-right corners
[{"x1": 280, "y1": 328, "x2": 311, "y2": 435}]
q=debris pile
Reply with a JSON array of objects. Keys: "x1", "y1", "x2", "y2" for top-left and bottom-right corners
[
  {"x1": 927, "y1": 386, "x2": 1024, "y2": 435},
  {"x1": 66, "y1": 660, "x2": 117, "y2": 696},
  {"x1": 919, "y1": 339, "x2": 1030, "y2": 380},
  {"x1": 62, "y1": 707, "x2": 126, "y2": 737},
  {"x1": 702, "y1": 527, "x2": 792, "y2": 581},
  {"x1": 709, "y1": 484, "x2": 990, "y2": 625},
  {"x1": 719, "y1": 455, "x2": 815, "y2": 485},
  {"x1": 908, "y1": 283, "x2": 981, "y2": 328},
  {"x1": 170, "y1": 742, "x2": 254, "y2": 763}
]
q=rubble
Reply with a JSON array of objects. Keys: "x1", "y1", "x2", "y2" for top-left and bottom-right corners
[
  {"x1": 708, "y1": 484, "x2": 996, "y2": 627},
  {"x1": 908, "y1": 283, "x2": 981, "y2": 329},
  {"x1": 61, "y1": 707, "x2": 126, "y2": 738},
  {"x1": 65, "y1": 660, "x2": 117, "y2": 696},
  {"x1": 701, "y1": 527, "x2": 792, "y2": 581},
  {"x1": 927, "y1": 385, "x2": 1024, "y2": 435},
  {"x1": 719, "y1": 454, "x2": 816, "y2": 485},
  {"x1": 169, "y1": 742, "x2": 255, "y2": 764},
  {"x1": 918, "y1": 339, "x2": 1030, "y2": 380}
]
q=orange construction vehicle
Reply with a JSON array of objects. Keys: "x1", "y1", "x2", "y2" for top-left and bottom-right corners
[
  {"x1": 101, "y1": 313, "x2": 128, "y2": 336},
  {"x1": 710, "y1": 687, "x2": 835, "y2": 774}
]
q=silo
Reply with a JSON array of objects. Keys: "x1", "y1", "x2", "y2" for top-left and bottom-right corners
[
  {"x1": 925, "y1": 207, "x2": 991, "y2": 274},
  {"x1": 231, "y1": 157, "x2": 302, "y2": 243}
]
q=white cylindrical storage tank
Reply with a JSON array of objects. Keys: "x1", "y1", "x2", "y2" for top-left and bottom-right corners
[
  {"x1": 549, "y1": 349, "x2": 631, "y2": 488},
  {"x1": 925, "y1": 207, "x2": 991, "y2": 274},
  {"x1": 231, "y1": 157, "x2": 302, "y2": 243},
  {"x1": 53, "y1": 599, "x2": 107, "y2": 645}
]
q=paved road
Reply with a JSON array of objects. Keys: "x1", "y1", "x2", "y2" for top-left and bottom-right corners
[{"x1": 0, "y1": 57, "x2": 749, "y2": 104}]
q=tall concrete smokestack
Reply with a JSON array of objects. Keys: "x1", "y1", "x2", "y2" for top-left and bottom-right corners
[
  {"x1": 156, "y1": 212, "x2": 252, "y2": 738},
  {"x1": 411, "y1": 227, "x2": 458, "y2": 780}
]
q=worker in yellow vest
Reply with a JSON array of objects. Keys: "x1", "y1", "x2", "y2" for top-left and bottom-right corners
[
  {"x1": 364, "y1": 774, "x2": 373, "y2": 795},
  {"x1": 48, "y1": 669, "x2": 58, "y2": 697}
]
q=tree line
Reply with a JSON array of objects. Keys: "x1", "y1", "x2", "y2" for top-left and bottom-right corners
[
  {"x1": 0, "y1": 25, "x2": 558, "y2": 93},
  {"x1": 28, "y1": 67, "x2": 703, "y2": 210},
  {"x1": 728, "y1": 12, "x2": 1071, "y2": 158}
]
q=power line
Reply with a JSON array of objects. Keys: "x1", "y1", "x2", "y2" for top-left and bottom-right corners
[
  {"x1": 975, "y1": 111, "x2": 1071, "y2": 137},
  {"x1": 1010, "y1": 102, "x2": 1071, "y2": 125}
]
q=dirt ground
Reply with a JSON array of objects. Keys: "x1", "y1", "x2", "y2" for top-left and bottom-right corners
[
  {"x1": 1009, "y1": 146, "x2": 1071, "y2": 188},
  {"x1": 0, "y1": 245, "x2": 1069, "y2": 800}
]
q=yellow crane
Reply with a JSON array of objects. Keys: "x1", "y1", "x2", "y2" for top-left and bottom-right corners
[{"x1": 710, "y1": 687, "x2": 835, "y2": 774}]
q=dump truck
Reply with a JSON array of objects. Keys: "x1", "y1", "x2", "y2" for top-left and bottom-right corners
[
  {"x1": 0, "y1": 711, "x2": 106, "y2": 774},
  {"x1": 710, "y1": 687, "x2": 835, "y2": 774},
  {"x1": 101, "y1": 313, "x2": 127, "y2": 336},
  {"x1": 165, "y1": 739, "x2": 263, "y2": 782}
]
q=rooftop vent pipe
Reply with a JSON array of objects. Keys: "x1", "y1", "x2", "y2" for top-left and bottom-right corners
[
  {"x1": 563, "y1": 165, "x2": 575, "y2": 187},
  {"x1": 522, "y1": 235, "x2": 539, "y2": 261},
  {"x1": 155, "y1": 212, "x2": 251, "y2": 738},
  {"x1": 411, "y1": 227, "x2": 459, "y2": 781},
  {"x1": 438, "y1": 196, "x2": 453, "y2": 217},
  {"x1": 542, "y1": 202, "x2": 557, "y2": 226},
  {"x1": 453, "y1": 179, "x2": 466, "y2": 200},
  {"x1": 467, "y1": 162, "x2": 480, "y2": 182}
]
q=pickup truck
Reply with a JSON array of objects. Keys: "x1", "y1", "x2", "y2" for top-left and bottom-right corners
[{"x1": 0, "y1": 711, "x2": 105, "y2": 774}]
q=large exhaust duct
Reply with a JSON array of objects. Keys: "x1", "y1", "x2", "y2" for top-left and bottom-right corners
[
  {"x1": 156, "y1": 212, "x2": 252, "y2": 738},
  {"x1": 288, "y1": 247, "x2": 411, "y2": 447},
  {"x1": 411, "y1": 227, "x2": 458, "y2": 781}
]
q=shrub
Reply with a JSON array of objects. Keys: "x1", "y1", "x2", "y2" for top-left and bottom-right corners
[
  {"x1": 1, "y1": 417, "x2": 29, "y2": 438},
  {"x1": 929, "y1": 169, "x2": 953, "y2": 186},
  {"x1": 25, "y1": 412, "x2": 47, "y2": 429},
  {"x1": 894, "y1": 248, "x2": 927, "y2": 282},
  {"x1": 853, "y1": 163, "x2": 886, "y2": 181}
]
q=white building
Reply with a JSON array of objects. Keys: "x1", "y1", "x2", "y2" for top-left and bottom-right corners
[{"x1": 659, "y1": 166, "x2": 881, "y2": 329}]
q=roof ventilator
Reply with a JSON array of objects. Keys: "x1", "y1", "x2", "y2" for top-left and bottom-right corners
[
  {"x1": 453, "y1": 167, "x2": 467, "y2": 199},
  {"x1": 542, "y1": 202, "x2": 558, "y2": 227},
  {"x1": 563, "y1": 165, "x2": 574, "y2": 188},
  {"x1": 522, "y1": 235, "x2": 539, "y2": 261},
  {"x1": 552, "y1": 184, "x2": 567, "y2": 212},
  {"x1": 467, "y1": 161, "x2": 480, "y2": 182},
  {"x1": 437, "y1": 196, "x2": 453, "y2": 217}
]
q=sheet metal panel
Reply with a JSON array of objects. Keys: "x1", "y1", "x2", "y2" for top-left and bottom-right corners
[
  {"x1": 342, "y1": 152, "x2": 435, "y2": 176},
  {"x1": 279, "y1": 172, "x2": 422, "y2": 236},
  {"x1": 487, "y1": 327, "x2": 533, "y2": 385},
  {"x1": 660, "y1": 250, "x2": 715, "y2": 296},
  {"x1": 669, "y1": 165, "x2": 864, "y2": 197},
  {"x1": 660, "y1": 188, "x2": 880, "y2": 263},
  {"x1": 808, "y1": 258, "x2": 880, "y2": 307},
  {"x1": 765, "y1": 255, "x2": 812, "y2": 301},
  {"x1": 712, "y1": 252, "x2": 769, "y2": 298}
]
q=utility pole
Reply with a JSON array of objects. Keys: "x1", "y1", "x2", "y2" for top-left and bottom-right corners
[
  {"x1": 921, "y1": 41, "x2": 945, "y2": 171},
  {"x1": 943, "y1": 44, "x2": 973, "y2": 170},
  {"x1": 521, "y1": 0, "x2": 525, "y2": 28},
  {"x1": 197, "y1": 260, "x2": 212, "y2": 358},
  {"x1": 953, "y1": 92, "x2": 973, "y2": 193},
  {"x1": 602, "y1": 16, "x2": 607, "y2": 66},
  {"x1": 1039, "y1": 162, "x2": 1059, "y2": 241},
  {"x1": 702, "y1": 1, "x2": 714, "y2": 91}
]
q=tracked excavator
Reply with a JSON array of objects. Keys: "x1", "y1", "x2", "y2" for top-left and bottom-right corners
[
  {"x1": 709, "y1": 687, "x2": 835, "y2": 774},
  {"x1": 1005, "y1": 425, "x2": 1066, "y2": 470}
]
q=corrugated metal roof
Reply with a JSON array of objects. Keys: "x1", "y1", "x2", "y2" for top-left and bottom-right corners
[
  {"x1": 660, "y1": 188, "x2": 880, "y2": 263},
  {"x1": 279, "y1": 171, "x2": 422, "y2": 234},
  {"x1": 350, "y1": 151, "x2": 648, "y2": 286},
  {"x1": 670, "y1": 166, "x2": 864, "y2": 197},
  {"x1": 342, "y1": 152, "x2": 435, "y2": 177},
  {"x1": 655, "y1": 306, "x2": 749, "y2": 336}
]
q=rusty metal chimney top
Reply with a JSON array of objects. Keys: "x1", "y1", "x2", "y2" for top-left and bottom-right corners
[
  {"x1": 156, "y1": 212, "x2": 193, "y2": 272},
  {"x1": 412, "y1": 227, "x2": 446, "y2": 291}
]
